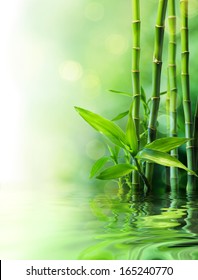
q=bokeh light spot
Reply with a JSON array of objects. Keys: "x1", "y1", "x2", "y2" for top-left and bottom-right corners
[
  {"x1": 59, "y1": 60, "x2": 83, "y2": 81},
  {"x1": 82, "y1": 72, "x2": 101, "y2": 89},
  {"x1": 105, "y1": 34, "x2": 128, "y2": 55},
  {"x1": 84, "y1": 2, "x2": 104, "y2": 21},
  {"x1": 157, "y1": 114, "x2": 171, "y2": 135},
  {"x1": 86, "y1": 139, "x2": 105, "y2": 160}
]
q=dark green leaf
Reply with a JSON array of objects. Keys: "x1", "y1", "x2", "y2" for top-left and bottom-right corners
[
  {"x1": 126, "y1": 104, "x2": 138, "y2": 154},
  {"x1": 111, "y1": 110, "x2": 129, "y2": 121},
  {"x1": 96, "y1": 164, "x2": 137, "y2": 180},
  {"x1": 75, "y1": 107, "x2": 127, "y2": 148},
  {"x1": 160, "y1": 91, "x2": 167, "y2": 96},
  {"x1": 108, "y1": 89, "x2": 132, "y2": 97},
  {"x1": 145, "y1": 137, "x2": 188, "y2": 152},
  {"x1": 136, "y1": 148, "x2": 197, "y2": 176},
  {"x1": 90, "y1": 157, "x2": 110, "y2": 178}
]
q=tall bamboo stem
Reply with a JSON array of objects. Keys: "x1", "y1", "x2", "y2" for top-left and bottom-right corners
[
  {"x1": 193, "y1": 98, "x2": 198, "y2": 173},
  {"x1": 180, "y1": 0, "x2": 195, "y2": 191},
  {"x1": 168, "y1": 0, "x2": 178, "y2": 190},
  {"x1": 146, "y1": 0, "x2": 168, "y2": 184},
  {"x1": 132, "y1": 0, "x2": 141, "y2": 191}
]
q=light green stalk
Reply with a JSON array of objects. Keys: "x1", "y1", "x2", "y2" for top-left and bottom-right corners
[
  {"x1": 168, "y1": 0, "x2": 178, "y2": 190},
  {"x1": 146, "y1": 0, "x2": 168, "y2": 184},
  {"x1": 193, "y1": 98, "x2": 198, "y2": 173},
  {"x1": 132, "y1": 0, "x2": 141, "y2": 191},
  {"x1": 180, "y1": 0, "x2": 195, "y2": 190}
]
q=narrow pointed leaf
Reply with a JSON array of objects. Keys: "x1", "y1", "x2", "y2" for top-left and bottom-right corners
[
  {"x1": 141, "y1": 87, "x2": 150, "y2": 114},
  {"x1": 145, "y1": 137, "x2": 188, "y2": 152},
  {"x1": 136, "y1": 148, "x2": 197, "y2": 176},
  {"x1": 96, "y1": 164, "x2": 137, "y2": 180},
  {"x1": 111, "y1": 110, "x2": 129, "y2": 121},
  {"x1": 107, "y1": 145, "x2": 120, "y2": 163},
  {"x1": 108, "y1": 89, "x2": 132, "y2": 97},
  {"x1": 75, "y1": 107, "x2": 127, "y2": 148},
  {"x1": 141, "y1": 87, "x2": 147, "y2": 104},
  {"x1": 126, "y1": 104, "x2": 138, "y2": 154},
  {"x1": 90, "y1": 157, "x2": 110, "y2": 178}
]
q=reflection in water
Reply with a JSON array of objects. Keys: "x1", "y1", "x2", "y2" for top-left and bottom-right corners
[
  {"x1": 1, "y1": 183, "x2": 198, "y2": 259},
  {"x1": 79, "y1": 189, "x2": 198, "y2": 260}
]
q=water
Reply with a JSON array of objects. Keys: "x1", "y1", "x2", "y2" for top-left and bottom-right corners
[{"x1": 0, "y1": 183, "x2": 198, "y2": 259}]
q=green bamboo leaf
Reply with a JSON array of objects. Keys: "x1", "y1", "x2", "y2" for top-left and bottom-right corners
[
  {"x1": 107, "y1": 145, "x2": 120, "y2": 163},
  {"x1": 90, "y1": 157, "x2": 110, "y2": 178},
  {"x1": 136, "y1": 148, "x2": 197, "y2": 176},
  {"x1": 160, "y1": 90, "x2": 167, "y2": 96},
  {"x1": 141, "y1": 87, "x2": 147, "y2": 104},
  {"x1": 145, "y1": 137, "x2": 188, "y2": 152},
  {"x1": 96, "y1": 164, "x2": 137, "y2": 180},
  {"x1": 75, "y1": 107, "x2": 127, "y2": 148},
  {"x1": 108, "y1": 89, "x2": 132, "y2": 97},
  {"x1": 126, "y1": 104, "x2": 138, "y2": 154},
  {"x1": 111, "y1": 110, "x2": 129, "y2": 121}
]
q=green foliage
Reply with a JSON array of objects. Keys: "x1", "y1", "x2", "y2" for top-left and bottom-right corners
[
  {"x1": 111, "y1": 110, "x2": 129, "y2": 121},
  {"x1": 96, "y1": 164, "x2": 137, "y2": 180},
  {"x1": 89, "y1": 157, "x2": 110, "y2": 178},
  {"x1": 108, "y1": 89, "x2": 132, "y2": 98},
  {"x1": 75, "y1": 105, "x2": 196, "y2": 187},
  {"x1": 145, "y1": 137, "x2": 188, "y2": 152},
  {"x1": 75, "y1": 0, "x2": 198, "y2": 193},
  {"x1": 136, "y1": 148, "x2": 197, "y2": 176},
  {"x1": 75, "y1": 107, "x2": 127, "y2": 149}
]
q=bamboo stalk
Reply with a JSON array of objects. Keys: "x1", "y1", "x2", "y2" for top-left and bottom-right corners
[
  {"x1": 168, "y1": 0, "x2": 178, "y2": 190},
  {"x1": 146, "y1": 0, "x2": 168, "y2": 184},
  {"x1": 180, "y1": 0, "x2": 195, "y2": 191},
  {"x1": 132, "y1": 0, "x2": 141, "y2": 191},
  {"x1": 193, "y1": 98, "x2": 198, "y2": 173}
]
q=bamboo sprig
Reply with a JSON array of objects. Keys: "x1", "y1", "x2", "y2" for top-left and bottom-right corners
[
  {"x1": 180, "y1": 0, "x2": 195, "y2": 190},
  {"x1": 132, "y1": 0, "x2": 141, "y2": 190},
  {"x1": 168, "y1": 0, "x2": 178, "y2": 189},
  {"x1": 146, "y1": 0, "x2": 168, "y2": 184}
]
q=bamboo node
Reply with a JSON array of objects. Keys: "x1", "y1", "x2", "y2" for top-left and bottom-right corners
[
  {"x1": 168, "y1": 16, "x2": 176, "y2": 19},
  {"x1": 185, "y1": 121, "x2": 193, "y2": 124},
  {"x1": 181, "y1": 51, "x2": 189, "y2": 54},
  {"x1": 181, "y1": 27, "x2": 188, "y2": 31},
  {"x1": 181, "y1": 73, "x2": 189, "y2": 76},
  {"x1": 148, "y1": 126, "x2": 156, "y2": 131},
  {"x1": 186, "y1": 146, "x2": 195, "y2": 149},
  {"x1": 153, "y1": 58, "x2": 162, "y2": 64},
  {"x1": 155, "y1": 24, "x2": 165, "y2": 28},
  {"x1": 183, "y1": 100, "x2": 191, "y2": 103},
  {"x1": 131, "y1": 70, "x2": 140, "y2": 73},
  {"x1": 151, "y1": 96, "x2": 160, "y2": 100},
  {"x1": 168, "y1": 64, "x2": 176, "y2": 67},
  {"x1": 133, "y1": 94, "x2": 141, "y2": 97},
  {"x1": 132, "y1": 47, "x2": 141, "y2": 50},
  {"x1": 132, "y1": 20, "x2": 141, "y2": 23}
]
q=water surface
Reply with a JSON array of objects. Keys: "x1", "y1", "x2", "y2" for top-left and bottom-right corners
[{"x1": 0, "y1": 183, "x2": 198, "y2": 259}]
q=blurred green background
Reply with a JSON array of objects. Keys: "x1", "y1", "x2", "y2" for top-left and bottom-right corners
[{"x1": 0, "y1": 0, "x2": 198, "y2": 259}]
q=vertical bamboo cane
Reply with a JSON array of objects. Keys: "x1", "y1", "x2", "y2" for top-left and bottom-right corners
[
  {"x1": 146, "y1": 0, "x2": 168, "y2": 184},
  {"x1": 180, "y1": 0, "x2": 195, "y2": 191},
  {"x1": 193, "y1": 98, "x2": 198, "y2": 173},
  {"x1": 168, "y1": 0, "x2": 178, "y2": 190},
  {"x1": 132, "y1": 0, "x2": 141, "y2": 191}
]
